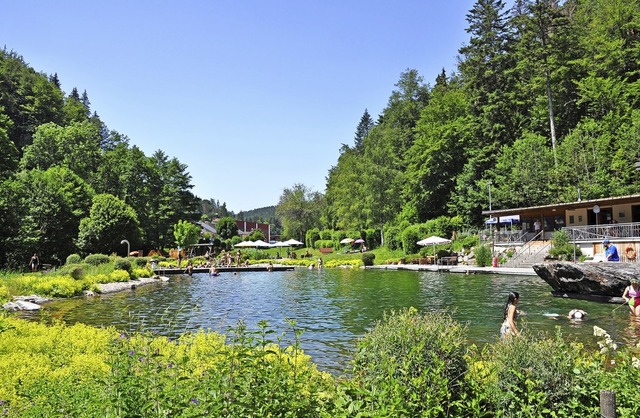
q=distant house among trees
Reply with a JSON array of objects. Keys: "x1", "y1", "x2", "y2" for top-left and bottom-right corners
[
  {"x1": 236, "y1": 220, "x2": 271, "y2": 242},
  {"x1": 198, "y1": 221, "x2": 217, "y2": 237},
  {"x1": 197, "y1": 219, "x2": 271, "y2": 243}
]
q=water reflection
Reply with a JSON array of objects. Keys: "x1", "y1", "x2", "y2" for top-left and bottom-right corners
[{"x1": 23, "y1": 268, "x2": 638, "y2": 373}]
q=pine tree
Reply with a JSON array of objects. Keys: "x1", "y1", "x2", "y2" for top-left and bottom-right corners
[{"x1": 353, "y1": 109, "x2": 373, "y2": 153}]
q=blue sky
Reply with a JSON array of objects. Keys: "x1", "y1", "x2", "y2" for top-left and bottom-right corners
[{"x1": 4, "y1": 0, "x2": 481, "y2": 212}]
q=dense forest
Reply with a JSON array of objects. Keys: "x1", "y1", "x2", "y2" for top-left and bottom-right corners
[
  {"x1": 2, "y1": 0, "x2": 640, "y2": 268},
  {"x1": 322, "y1": 0, "x2": 640, "y2": 233},
  {"x1": 0, "y1": 48, "x2": 206, "y2": 268}
]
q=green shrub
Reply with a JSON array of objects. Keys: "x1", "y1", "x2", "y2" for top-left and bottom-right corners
[
  {"x1": 68, "y1": 266, "x2": 85, "y2": 280},
  {"x1": 548, "y1": 229, "x2": 582, "y2": 261},
  {"x1": 305, "y1": 228, "x2": 321, "y2": 248},
  {"x1": 436, "y1": 249, "x2": 450, "y2": 258},
  {"x1": 58, "y1": 263, "x2": 87, "y2": 280},
  {"x1": 0, "y1": 284, "x2": 10, "y2": 303},
  {"x1": 596, "y1": 328, "x2": 640, "y2": 416},
  {"x1": 84, "y1": 254, "x2": 111, "y2": 266},
  {"x1": 30, "y1": 276, "x2": 90, "y2": 297},
  {"x1": 457, "y1": 233, "x2": 479, "y2": 250},
  {"x1": 401, "y1": 224, "x2": 429, "y2": 255},
  {"x1": 319, "y1": 229, "x2": 333, "y2": 240},
  {"x1": 87, "y1": 273, "x2": 110, "y2": 284},
  {"x1": 384, "y1": 225, "x2": 404, "y2": 251},
  {"x1": 364, "y1": 228, "x2": 380, "y2": 249},
  {"x1": 472, "y1": 330, "x2": 596, "y2": 416},
  {"x1": 361, "y1": 252, "x2": 375, "y2": 266},
  {"x1": 108, "y1": 269, "x2": 130, "y2": 282},
  {"x1": 315, "y1": 239, "x2": 333, "y2": 249},
  {"x1": 131, "y1": 267, "x2": 152, "y2": 279},
  {"x1": 474, "y1": 245, "x2": 492, "y2": 267},
  {"x1": 113, "y1": 258, "x2": 132, "y2": 273},
  {"x1": 347, "y1": 308, "x2": 469, "y2": 416},
  {"x1": 324, "y1": 259, "x2": 362, "y2": 268},
  {"x1": 128, "y1": 256, "x2": 149, "y2": 267},
  {"x1": 0, "y1": 318, "x2": 333, "y2": 417},
  {"x1": 65, "y1": 254, "x2": 82, "y2": 265},
  {"x1": 549, "y1": 245, "x2": 582, "y2": 261}
]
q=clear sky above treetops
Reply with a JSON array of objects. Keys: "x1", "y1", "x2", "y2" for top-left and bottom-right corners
[{"x1": 4, "y1": 0, "x2": 497, "y2": 212}]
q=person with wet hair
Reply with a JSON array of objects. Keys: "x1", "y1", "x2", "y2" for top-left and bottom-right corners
[
  {"x1": 500, "y1": 291, "x2": 521, "y2": 338},
  {"x1": 622, "y1": 277, "x2": 640, "y2": 316}
]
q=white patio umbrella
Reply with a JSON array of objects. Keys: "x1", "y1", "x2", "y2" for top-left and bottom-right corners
[
  {"x1": 234, "y1": 240, "x2": 256, "y2": 248},
  {"x1": 417, "y1": 235, "x2": 452, "y2": 257},
  {"x1": 271, "y1": 241, "x2": 289, "y2": 247},
  {"x1": 339, "y1": 238, "x2": 354, "y2": 244},
  {"x1": 253, "y1": 239, "x2": 272, "y2": 248},
  {"x1": 283, "y1": 239, "x2": 304, "y2": 246}
]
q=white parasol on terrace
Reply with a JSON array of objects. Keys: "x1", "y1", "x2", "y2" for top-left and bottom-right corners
[
  {"x1": 417, "y1": 235, "x2": 452, "y2": 258},
  {"x1": 253, "y1": 239, "x2": 272, "y2": 248},
  {"x1": 234, "y1": 240, "x2": 256, "y2": 248},
  {"x1": 283, "y1": 239, "x2": 304, "y2": 246}
]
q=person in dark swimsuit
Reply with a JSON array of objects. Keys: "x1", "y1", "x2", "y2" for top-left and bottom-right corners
[{"x1": 29, "y1": 253, "x2": 39, "y2": 272}]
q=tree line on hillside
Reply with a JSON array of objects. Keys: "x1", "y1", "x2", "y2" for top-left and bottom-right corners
[
  {"x1": 312, "y1": 0, "x2": 640, "y2": 238},
  {"x1": 0, "y1": 48, "x2": 208, "y2": 269},
  {"x1": 250, "y1": 0, "x2": 640, "y2": 246},
  {"x1": 3, "y1": 0, "x2": 640, "y2": 268}
]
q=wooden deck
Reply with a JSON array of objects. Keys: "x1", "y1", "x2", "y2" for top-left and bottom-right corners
[{"x1": 153, "y1": 265, "x2": 294, "y2": 275}]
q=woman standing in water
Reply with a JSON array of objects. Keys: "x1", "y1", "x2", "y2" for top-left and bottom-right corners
[
  {"x1": 622, "y1": 278, "x2": 640, "y2": 316},
  {"x1": 500, "y1": 291, "x2": 521, "y2": 338}
]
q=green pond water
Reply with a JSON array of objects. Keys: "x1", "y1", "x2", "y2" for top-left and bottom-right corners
[{"x1": 28, "y1": 268, "x2": 640, "y2": 373}]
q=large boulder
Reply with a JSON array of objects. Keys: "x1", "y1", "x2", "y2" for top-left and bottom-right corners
[
  {"x1": 2, "y1": 295, "x2": 52, "y2": 311},
  {"x1": 533, "y1": 261, "x2": 640, "y2": 302},
  {"x1": 3, "y1": 300, "x2": 42, "y2": 311}
]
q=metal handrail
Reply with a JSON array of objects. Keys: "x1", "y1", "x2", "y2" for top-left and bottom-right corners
[
  {"x1": 503, "y1": 231, "x2": 549, "y2": 267},
  {"x1": 562, "y1": 223, "x2": 640, "y2": 240}
]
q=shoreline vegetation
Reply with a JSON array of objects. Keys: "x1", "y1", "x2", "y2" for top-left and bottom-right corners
[
  {"x1": 0, "y1": 238, "x2": 486, "y2": 309},
  {"x1": 0, "y1": 306, "x2": 638, "y2": 416},
  {"x1": 1, "y1": 250, "x2": 638, "y2": 415}
]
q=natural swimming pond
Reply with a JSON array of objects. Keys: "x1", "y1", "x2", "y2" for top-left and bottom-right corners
[{"x1": 28, "y1": 268, "x2": 640, "y2": 373}]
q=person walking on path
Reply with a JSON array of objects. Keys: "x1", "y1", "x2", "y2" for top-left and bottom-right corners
[
  {"x1": 29, "y1": 253, "x2": 39, "y2": 272},
  {"x1": 500, "y1": 291, "x2": 521, "y2": 338},
  {"x1": 622, "y1": 278, "x2": 640, "y2": 316}
]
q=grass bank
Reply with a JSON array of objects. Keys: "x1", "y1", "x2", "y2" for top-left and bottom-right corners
[{"x1": 0, "y1": 255, "x2": 153, "y2": 303}]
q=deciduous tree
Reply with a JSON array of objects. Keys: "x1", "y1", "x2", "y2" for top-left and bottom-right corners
[
  {"x1": 77, "y1": 194, "x2": 140, "y2": 255},
  {"x1": 276, "y1": 184, "x2": 324, "y2": 242},
  {"x1": 216, "y1": 217, "x2": 239, "y2": 240},
  {"x1": 173, "y1": 220, "x2": 200, "y2": 251}
]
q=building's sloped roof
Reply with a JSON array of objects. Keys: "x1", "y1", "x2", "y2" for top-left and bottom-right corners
[
  {"x1": 198, "y1": 221, "x2": 217, "y2": 234},
  {"x1": 483, "y1": 193, "x2": 640, "y2": 217}
]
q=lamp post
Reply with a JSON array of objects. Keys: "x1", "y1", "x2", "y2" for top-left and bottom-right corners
[
  {"x1": 120, "y1": 239, "x2": 130, "y2": 257},
  {"x1": 488, "y1": 181, "x2": 492, "y2": 212},
  {"x1": 488, "y1": 181, "x2": 494, "y2": 256}
]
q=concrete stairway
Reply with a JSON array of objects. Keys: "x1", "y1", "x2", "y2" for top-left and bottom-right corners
[{"x1": 503, "y1": 241, "x2": 551, "y2": 268}]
